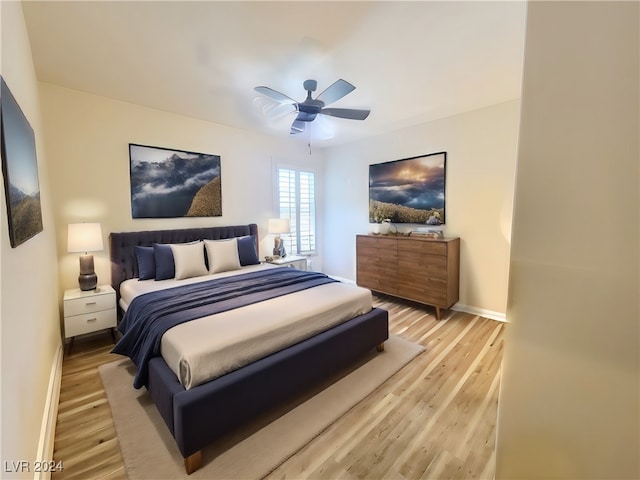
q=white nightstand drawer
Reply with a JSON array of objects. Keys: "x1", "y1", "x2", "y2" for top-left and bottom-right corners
[
  {"x1": 64, "y1": 309, "x2": 116, "y2": 338},
  {"x1": 64, "y1": 291, "x2": 115, "y2": 316}
]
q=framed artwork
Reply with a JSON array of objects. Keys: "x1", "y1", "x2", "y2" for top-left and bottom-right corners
[
  {"x1": 369, "y1": 151, "x2": 446, "y2": 225},
  {"x1": 129, "y1": 143, "x2": 222, "y2": 218},
  {"x1": 1, "y1": 76, "x2": 44, "y2": 247}
]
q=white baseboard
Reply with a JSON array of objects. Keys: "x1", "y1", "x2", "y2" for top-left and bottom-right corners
[
  {"x1": 452, "y1": 303, "x2": 507, "y2": 323},
  {"x1": 35, "y1": 343, "x2": 63, "y2": 480}
]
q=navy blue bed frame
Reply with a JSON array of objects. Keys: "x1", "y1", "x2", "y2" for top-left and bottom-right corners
[{"x1": 109, "y1": 224, "x2": 389, "y2": 474}]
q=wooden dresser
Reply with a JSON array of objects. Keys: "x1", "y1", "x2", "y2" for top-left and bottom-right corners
[{"x1": 356, "y1": 234, "x2": 460, "y2": 320}]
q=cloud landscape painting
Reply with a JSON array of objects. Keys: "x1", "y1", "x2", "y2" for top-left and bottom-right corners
[
  {"x1": 369, "y1": 152, "x2": 446, "y2": 224},
  {"x1": 129, "y1": 144, "x2": 222, "y2": 218}
]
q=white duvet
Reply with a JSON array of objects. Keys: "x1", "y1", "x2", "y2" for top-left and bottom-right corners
[{"x1": 120, "y1": 264, "x2": 372, "y2": 389}]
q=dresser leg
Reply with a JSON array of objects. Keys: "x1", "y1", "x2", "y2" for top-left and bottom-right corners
[
  {"x1": 435, "y1": 307, "x2": 441, "y2": 321},
  {"x1": 67, "y1": 337, "x2": 75, "y2": 355},
  {"x1": 110, "y1": 327, "x2": 116, "y2": 344}
]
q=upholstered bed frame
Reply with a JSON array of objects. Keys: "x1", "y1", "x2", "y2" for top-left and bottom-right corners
[{"x1": 109, "y1": 224, "x2": 389, "y2": 474}]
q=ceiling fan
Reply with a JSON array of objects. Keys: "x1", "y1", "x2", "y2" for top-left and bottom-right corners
[{"x1": 254, "y1": 79, "x2": 370, "y2": 135}]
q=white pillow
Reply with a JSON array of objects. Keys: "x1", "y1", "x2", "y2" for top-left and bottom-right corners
[
  {"x1": 170, "y1": 242, "x2": 208, "y2": 280},
  {"x1": 204, "y1": 238, "x2": 241, "y2": 274}
]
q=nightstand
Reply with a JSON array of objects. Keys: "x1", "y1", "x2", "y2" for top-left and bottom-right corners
[
  {"x1": 265, "y1": 255, "x2": 308, "y2": 270},
  {"x1": 63, "y1": 285, "x2": 117, "y2": 354}
]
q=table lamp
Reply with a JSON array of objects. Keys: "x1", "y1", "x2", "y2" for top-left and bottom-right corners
[
  {"x1": 68, "y1": 222, "x2": 103, "y2": 291},
  {"x1": 268, "y1": 218, "x2": 290, "y2": 258}
]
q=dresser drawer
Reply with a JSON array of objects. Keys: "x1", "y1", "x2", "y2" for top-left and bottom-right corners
[
  {"x1": 398, "y1": 251, "x2": 448, "y2": 279},
  {"x1": 64, "y1": 309, "x2": 116, "y2": 338},
  {"x1": 64, "y1": 291, "x2": 115, "y2": 316},
  {"x1": 398, "y1": 273, "x2": 448, "y2": 293},
  {"x1": 397, "y1": 284, "x2": 447, "y2": 307},
  {"x1": 357, "y1": 245, "x2": 398, "y2": 262},
  {"x1": 358, "y1": 256, "x2": 397, "y2": 274},
  {"x1": 357, "y1": 235, "x2": 397, "y2": 250},
  {"x1": 397, "y1": 239, "x2": 447, "y2": 256},
  {"x1": 357, "y1": 273, "x2": 398, "y2": 295}
]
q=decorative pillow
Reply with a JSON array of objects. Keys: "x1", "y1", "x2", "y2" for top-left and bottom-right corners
[
  {"x1": 237, "y1": 235, "x2": 260, "y2": 266},
  {"x1": 135, "y1": 246, "x2": 156, "y2": 280},
  {"x1": 153, "y1": 243, "x2": 175, "y2": 280},
  {"x1": 171, "y1": 242, "x2": 207, "y2": 280},
  {"x1": 204, "y1": 238, "x2": 241, "y2": 274}
]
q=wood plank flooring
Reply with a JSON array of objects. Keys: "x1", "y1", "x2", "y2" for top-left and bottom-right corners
[{"x1": 52, "y1": 295, "x2": 505, "y2": 479}]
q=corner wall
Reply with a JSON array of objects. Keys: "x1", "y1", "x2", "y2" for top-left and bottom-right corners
[
  {"x1": 322, "y1": 100, "x2": 520, "y2": 316},
  {"x1": 0, "y1": 2, "x2": 62, "y2": 477},
  {"x1": 496, "y1": 2, "x2": 639, "y2": 477}
]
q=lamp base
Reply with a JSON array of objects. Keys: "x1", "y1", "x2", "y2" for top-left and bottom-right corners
[
  {"x1": 78, "y1": 254, "x2": 98, "y2": 291},
  {"x1": 78, "y1": 273, "x2": 98, "y2": 291},
  {"x1": 273, "y1": 235, "x2": 287, "y2": 258}
]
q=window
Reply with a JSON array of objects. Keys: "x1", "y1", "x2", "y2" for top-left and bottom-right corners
[{"x1": 277, "y1": 167, "x2": 316, "y2": 255}]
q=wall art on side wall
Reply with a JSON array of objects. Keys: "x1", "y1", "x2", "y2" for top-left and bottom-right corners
[
  {"x1": 129, "y1": 143, "x2": 222, "y2": 218},
  {"x1": 0, "y1": 76, "x2": 44, "y2": 247},
  {"x1": 369, "y1": 151, "x2": 446, "y2": 225}
]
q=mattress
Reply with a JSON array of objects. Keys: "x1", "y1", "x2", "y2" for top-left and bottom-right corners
[{"x1": 120, "y1": 265, "x2": 373, "y2": 389}]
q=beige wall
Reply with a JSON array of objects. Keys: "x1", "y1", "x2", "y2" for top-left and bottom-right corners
[
  {"x1": 38, "y1": 84, "x2": 324, "y2": 297},
  {"x1": 322, "y1": 100, "x2": 520, "y2": 317},
  {"x1": 496, "y1": 2, "x2": 639, "y2": 478},
  {"x1": 0, "y1": 2, "x2": 62, "y2": 477}
]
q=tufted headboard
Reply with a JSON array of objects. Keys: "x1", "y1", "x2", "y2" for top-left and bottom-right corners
[{"x1": 109, "y1": 224, "x2": 259, "y2": 301}]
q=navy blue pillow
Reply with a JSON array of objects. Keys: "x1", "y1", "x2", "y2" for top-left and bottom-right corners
[
  {"x1": 135, "y1": 246, "x2": 156, "y2": 280},
  {"x1": 237, "y1": 235, "x2": 260, "y2": 266},
  {"x1": 153, "y1": 243, "x2": 175, "y2": 280}
]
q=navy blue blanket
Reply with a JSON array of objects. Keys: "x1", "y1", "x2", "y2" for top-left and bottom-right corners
[{"x1": 113, "y1": 268, "x2": 337, "y2": 388}]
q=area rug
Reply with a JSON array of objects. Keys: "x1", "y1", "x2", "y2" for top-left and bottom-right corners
[{"x1": 99, "y1": 335, "x2": 424, "y2": 479}]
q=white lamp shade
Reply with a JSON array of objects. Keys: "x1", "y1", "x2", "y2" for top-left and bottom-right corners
[
  {"x1": 67, "y1": 223, "x2": 104, "y2": 253},
  {"x1": 268, "y1": 218, "x2": 290, "y2": 234}
]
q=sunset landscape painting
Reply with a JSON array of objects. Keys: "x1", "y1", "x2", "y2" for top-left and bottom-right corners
[
  {"x1": 369, "y1": 152, "x2": 446, "y2": 225},
  {"x1": 129, "y1": 144, "x2": 222, "y2": 218}
]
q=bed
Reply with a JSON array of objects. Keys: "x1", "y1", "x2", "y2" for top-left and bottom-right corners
[{"x1": 109, "y1": 223, "x2": 389, "y2": 474}]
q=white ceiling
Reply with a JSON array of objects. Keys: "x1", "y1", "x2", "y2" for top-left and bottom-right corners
[{"x1": 22, "y1": 1, "x2": 527, "y2": 148}]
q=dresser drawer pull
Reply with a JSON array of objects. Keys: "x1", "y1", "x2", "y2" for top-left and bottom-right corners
[
  {"x1": 85, "y1": 301, "x2": 97, "y2": 306},
  {"x1": 86, "y1": 317, "x2": 97, "y2": 322}
]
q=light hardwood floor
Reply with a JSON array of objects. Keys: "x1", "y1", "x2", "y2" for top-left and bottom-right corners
[{"x1": 53, "y1": 295, "x2": 505, "y2": 480}]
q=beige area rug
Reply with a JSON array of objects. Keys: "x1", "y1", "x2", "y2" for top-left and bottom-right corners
[{"x1": 99, "y1": 335, "x2": 424, "y2": 480}]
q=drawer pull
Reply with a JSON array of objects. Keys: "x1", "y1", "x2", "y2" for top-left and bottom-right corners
[
  {"x1": 85, "y1": 301, "x2": 97, "y2": 306},
  {"x1": 86, "y1": 317, "x2": 97, "y2": 322}
]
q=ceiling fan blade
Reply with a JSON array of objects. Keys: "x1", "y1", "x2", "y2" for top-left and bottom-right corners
[
  {"x1": 290, "y1": 119, "x2": 306, "y2": 135},
  {"x1": 254, "y1": 86, "x2": 297, "y2": 104},
  {"x1": 265, "y1": 102, "x2": 297, "y2": 119},
  {"x1": 315, "y1": 79, "x2": 355, "y2": 106},
  {"x1": 320, "y1": 107, "x2": 370, "y2": 120}
]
